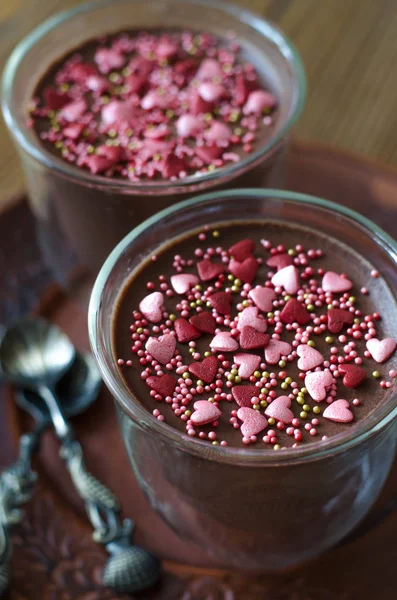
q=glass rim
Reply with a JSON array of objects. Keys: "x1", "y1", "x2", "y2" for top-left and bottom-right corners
[
  {"x1": 1, "y1": 0, "x2": 306, "y2": 193},
  {"x1": 89, "y1": 188, "x2": 397, "y2": 465}
]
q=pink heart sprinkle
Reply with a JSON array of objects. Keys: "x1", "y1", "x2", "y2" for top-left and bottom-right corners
[
  {"x1": 86, "y1": 75, "x2": 109, "y2": 93},
  {"x1": 94, "y1": 48, "x2": 125, "y2": 73},
  {"x1": 190, "y1": 400, "x2": 221, "y2": 426},
  {"x1": 271, "y1": 265, "x2": 300, "y2": 294},
  {"x1": 204, "y1": 121, "x2": 232, "y2": 142},
  {"x1": 248, "y1": 286, "x2": 276, "y2": 313},
  {"x1": 265, "y1": 395, "x2": 294, "y2": 424},
  {"x1": 243, "y1": 90, "x2": 277, "y2": 115},
  {"x1": 101, "y1": 99, "x2": 135, "y2": 125},
  {"x1": 156, "y1": 40, "x2": 178, "y2": 59},
  {"x1": 196, "y1": 58, "x2": 223, "y2": 80},
  {"x1": 139, "y1": 291, "x2": 164, "y2": 323},
  {"x1": 322, "y1": 271, "x2": 353, "y2": 293},
  {"x1": 366, "y1": 337, "x2": 397, "y2": 363},
  {"x1": 143, "y1": 124, "x2": 170, "y2": 139},
  {"x1": 141, "y1": 90, "x2": 170, "y2": 110},
  {"x1": 176, "y1": 114, "x2": 202, "y2": 137},
  {"x1": 323, "y1": 400, "x2": 354, "y2": 423},
  {"x1": 305, "y1": 370, "x2": 333, "y2": 402},
  {"x1": 145, "y1": 333, "x2": 176, "y2": 365},
  {"x1": 199, "y1": 82, "x2": 225, "y2": 103},
  {"x1": 236, "y1": 307, "x2": 267, "y2": 333},
  {"x1": 237, "y1": 407, "x2": 268, "y2": 437},
  {"x1": 170, "y1": 274, "x2": 199, "y2": 295},
  {"x1": 264, "y1": 340, "x2": 292, "y2": 365},
  {"x1": 61, "y1": 99, "x2": 87, "y2": 122},
  {"x1": 234, "y1": 353, "x2": 261, "y2": 379},
  {"x1": 297, "y1": 344, "x2": 324, "y2": 371},
  {"x1": 209, "y1": 332, "x2": 239, "y2": 352}
]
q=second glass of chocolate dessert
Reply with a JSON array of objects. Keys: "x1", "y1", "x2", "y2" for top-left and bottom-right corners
[
  {"x1": 2, "y1": 0, "x2": 305, "y2": 292},
  {"x1": 89, "y1": 189, "x2": 397, "y2": 571}
]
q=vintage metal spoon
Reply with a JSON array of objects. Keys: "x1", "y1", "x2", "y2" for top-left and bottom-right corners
[
  {"x1": 0, "y1": 317, "x2": 160, "y2": 594},
  {"x1": 0, "y1": 351, "x2": 101, "y2": 596}
]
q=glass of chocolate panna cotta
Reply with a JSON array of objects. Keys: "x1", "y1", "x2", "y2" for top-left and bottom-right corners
[
  {"x1": 89, "y1": 188, "x2": 397, "y2": 571},
  {"x1": 1, "y1": 0, "x2": 305, "y2": 293}
]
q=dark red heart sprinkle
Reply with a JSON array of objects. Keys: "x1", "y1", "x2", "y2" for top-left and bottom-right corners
[
  {"x1": 188, "y1": 356, "x2": 219, "y2": 383},
  {"x1": 266, "y1": 254, "x2": 294, "y2": 271},
  {"x1": 189, "y1": 311, "x2": 216, "y2": 334},
  {"x1": 235, "y1": 73, "x2": 259, "y2": 106},
  {"x1": 338, "y1": 364, "x2": 366, "y2": 388},
  {"x1": 195, "y1": 144, "x2": 223, "y2": 163},
  {"x1": 43, "y1": 87, "x2": 71, "y2": 110},
  {"x1": 240, "y1": 326, "x2": 270, "y2": 350},
  {"x1": 208, "y1": 292, "x2": 232, "y2": 315},
  {"x1": 197, "y1": 259, "x2": 225, "y2": 281},
  {"x1": 131, "y1": 57, "x2": 154, "y2": 77},
  {"x1": 189, "y1": 92, "x2": 214, "y2": 116},
  {"x1": 174, "y1": 318, "x2": 201, "y2": 343},
  {"x1": 162, "y1": 153, "x2": 187, "y2": 178},
  {"x1": 229, "y1": 256, "x2": 258, "y2": 284},
  {"x1": 228, "y1": 239, "x2": 256, "y2": 262},
  {"x1": 280, "y1": 298, "x2": 311, "y2": 325},
  {"x1": 175, "y1": 58, "x2": 198, "y2": 76},
  {"x1": 83, "y1": 155, "x2": 115, "y2": 175},
  {"x1": 327, "y1": 309, "x2": 355, "y2": 334},
  {"x1": 146, "y1": 374, "x2": 176, "y2": 397},
  {"x1": 125, "y1": 74, "x2": 147, "y2": 94},
  {"x1": 231, "y1": 385, "x2": 259, "y2": 407}
]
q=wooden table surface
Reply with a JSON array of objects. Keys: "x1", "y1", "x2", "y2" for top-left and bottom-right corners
[{"x1": 1, "y1": 0, "x2": 397, "y2": 211}]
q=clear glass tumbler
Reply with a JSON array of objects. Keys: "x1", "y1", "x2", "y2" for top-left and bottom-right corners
[
  {"x1": 89, "y1": 189, "x2": 397, "y2": 571},
  {"x1": 2, "y1": 0, "x2": 305, "y2": 293}
]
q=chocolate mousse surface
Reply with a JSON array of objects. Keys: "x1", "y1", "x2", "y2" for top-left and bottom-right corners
[
  {"x1": 112, "y1": 220, "x2": 397, "y2": 449},
  {"x1": 30, "y1": 29, "x2": 278, "y2": 180}
]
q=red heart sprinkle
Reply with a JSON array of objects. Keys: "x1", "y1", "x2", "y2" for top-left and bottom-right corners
[
  {"x1": 197, "y1": 259, "x2": 225, "y2": 281},
  {"x1": 280, "y1": 298, "x2": 311, "y2": 325},
  {"x1": 125, "y1": 73, "x2": 147, "y2": 94},
  {"x1": 83, "y1": 155, "x2": 115, "y2": 175},
  {"x1": 188, "y1": 356, "x2": 218, "y2": 383},
  {"x1": 208, "y1": 292, "x2": 232, "y2": 315},
  {"x1": 195, "y1": 144, "x2": 223, "y2": 163},
  {"x1": 228, "y1": 239, "x2": 256, "y2": 262},
  {"x1": 175, "y1": 58, "x2": 198, "y2": 76},
  {"x1": 162, "y1": 153, "x2": 187, "y2": 178},
  {"x1": 266, "y1": 254, "x2": 293, "y2": 271},
  {"x1": 235, "y1": 73, "x2": 259, "y2": 106},
  {"x1": 174, "y1": 318, "x2": 201, "y2": 343},
  {"x1": 146, "y1": 374, "x2": 176, "y2": 397},
  {"x1": 191, "y1": 400, "x2": 222, "y2": 426},
  {"x1": 338, "y1": 364, "x2": 367, "y2": 388},
  {"x1": 240, "y1": 326, "x2": 270, "y2": 350},
  {"x1": 68, "y1": 62, "x2": 97, "y2": 82},
  {"x1": 43, "y1": 87, "x2": 71, "y2": 110},
  {"x1": 231, "y1": 385, "x2": 259, "y2": 408},
  {"x1": 189, "y1": 311, "x2": 216, "y2": 334},
  {"x1": 327, "y1": 309, "x2": 354, "y2": 334},
  {"x1": 228, "y1": 256, "x2": 259, "y2": 284}
]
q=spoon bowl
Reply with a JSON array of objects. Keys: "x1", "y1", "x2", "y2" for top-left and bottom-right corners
[
  {"x1": 15, "y1": 352, "x2": 102, "y2": 425},
  {"x1": 0, "y1": 317, "x2": 75, "y2": 390}
]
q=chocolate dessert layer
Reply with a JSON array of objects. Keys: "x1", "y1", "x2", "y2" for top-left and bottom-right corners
[
  {"x1": 112, "y1": 220, "x2": 397, "y2": 449},
  {"x1": 30, "y1": 29, "x2": 278, "y2": 180}
]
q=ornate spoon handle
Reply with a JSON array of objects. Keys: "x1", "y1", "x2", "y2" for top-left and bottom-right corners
[
  {"x1": 59, "y1": 438, "x2": 160, "y2": 594},
  {"x1": 0, "y1": 429, "x2": 41, "y2": 596}
]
